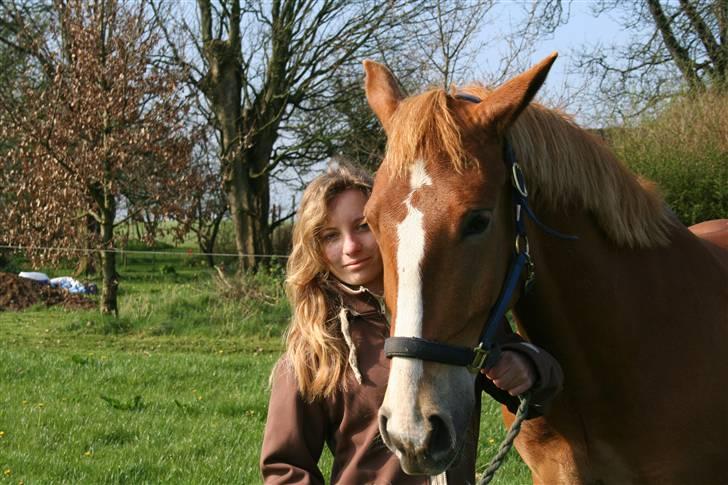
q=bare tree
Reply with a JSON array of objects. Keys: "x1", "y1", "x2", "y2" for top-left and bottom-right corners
[
  {"x1": 0, "y1": 0, "x2": 195, "y2": 314},
  {"x1": 400, "y1": 0, "x2": 496, "y2": 89},
  {"x1": 150, "y1": 0, "x2": 444, "y2": 271},
  {"x1": 576, "y1": 0, "x2": 728, "y2": 121}
]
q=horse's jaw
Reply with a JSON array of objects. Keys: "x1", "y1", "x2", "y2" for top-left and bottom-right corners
[{"x1": 378, "y1": 359, "x2": 476, "y2": 475}]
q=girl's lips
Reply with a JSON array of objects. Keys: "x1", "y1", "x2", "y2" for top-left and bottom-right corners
[{"x1": 345, "y1": 257, "x2": 370, "y2": 268}]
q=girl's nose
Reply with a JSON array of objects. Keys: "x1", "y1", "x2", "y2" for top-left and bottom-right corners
[{"x1": 343, "y1": 233, "x2": 362, "y2": 254}]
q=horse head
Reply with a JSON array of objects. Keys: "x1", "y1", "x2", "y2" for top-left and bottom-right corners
[{"x1": 362, "y1": 54, "x2": 557, "y2": 475}]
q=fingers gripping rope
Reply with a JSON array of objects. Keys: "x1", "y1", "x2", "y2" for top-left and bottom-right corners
[{"x1": 478, "y1": 392, "x2": 531, "y2": 485}]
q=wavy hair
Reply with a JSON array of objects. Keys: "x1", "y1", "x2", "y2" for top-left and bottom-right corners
[{"x1": 283, "y1": 161, "x2": 374, "y2": 402}]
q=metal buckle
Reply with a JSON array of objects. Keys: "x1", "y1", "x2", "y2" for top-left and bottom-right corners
[
  {"x1": 467, "y1": 344, "x2": 489, "y2": 374},
  {"x1": 511, "y1": 162, "x2": 528, "y2": 197},
  {"x1": 515, "y1": 234, "x2": 529, "y2": 256}
]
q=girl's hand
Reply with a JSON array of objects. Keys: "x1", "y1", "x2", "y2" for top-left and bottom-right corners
[{"x1": 481, "y1": 350, "x2": 536, "y2": 396}]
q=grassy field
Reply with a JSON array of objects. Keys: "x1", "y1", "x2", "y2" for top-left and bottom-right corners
[{"x1": 0, "y1": 250, "x2": 530, "y2": 484}]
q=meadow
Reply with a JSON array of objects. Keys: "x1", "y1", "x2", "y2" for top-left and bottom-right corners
[{"x1": 0, "y1": 249, "x2": 530, "y2": 484}]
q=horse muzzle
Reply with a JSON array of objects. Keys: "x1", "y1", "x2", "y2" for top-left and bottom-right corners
[
  {"x1": 378, "y1": 402, "x2": 457, "y2": 475},
  {"x1": 378, "y1": 358, "x2": 475, "y2": 475}
]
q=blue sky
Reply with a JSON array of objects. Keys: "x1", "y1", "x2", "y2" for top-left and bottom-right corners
[{"x1": 473, "y1": 1, "x2": 630, "y2": 124}]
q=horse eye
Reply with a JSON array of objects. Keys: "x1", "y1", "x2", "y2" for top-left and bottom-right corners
[{"x1": 462, "y1": 212, "x2": 491, "y2": 238}]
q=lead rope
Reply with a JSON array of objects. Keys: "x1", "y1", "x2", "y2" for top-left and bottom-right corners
[{"x1": 477, "y1": 392, "x2": 531, "y2": 485}]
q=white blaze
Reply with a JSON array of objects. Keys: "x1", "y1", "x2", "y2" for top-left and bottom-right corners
[
  {"x1": 387, "y1": 159, "x2": 431, "y2": 411},
  {"x1": 382, "y1": 161, "x2": 475, "y2": 468}
]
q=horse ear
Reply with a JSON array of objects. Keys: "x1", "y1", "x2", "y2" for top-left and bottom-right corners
[
  {"x1": 478, "y1": 52, "x2": 558, "y2": 134},
  {"x1": 363, "y1": 60, "x2": 403, "y2": 133}
]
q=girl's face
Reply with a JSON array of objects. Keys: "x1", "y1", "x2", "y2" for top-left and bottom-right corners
[{"x1": 321, "y1": 188, "x2": 383, "y2": 294}]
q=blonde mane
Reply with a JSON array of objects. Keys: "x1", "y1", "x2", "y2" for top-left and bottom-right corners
[{"x1": 384, "y1": 86, "x2": 675, "y2": 248}]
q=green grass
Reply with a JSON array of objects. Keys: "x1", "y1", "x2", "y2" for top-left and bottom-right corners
[
  {"x1": 0, "y1": 251, "x2": 529, "y2": 484},
  {"x1": 1, "y1": 346, "x2": 273, "y2": 483},
  {"x1": 610, "y1": 89, "x2": 728, "y2": 225}
]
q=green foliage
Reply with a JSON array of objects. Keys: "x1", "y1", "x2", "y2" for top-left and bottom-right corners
[{"x1": 610, "y1": 90, "x2": 728, "y2": 225}]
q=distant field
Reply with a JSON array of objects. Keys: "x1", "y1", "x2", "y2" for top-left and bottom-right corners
[{"x1": 0, "y1": 251, "x2": 529, "y2": 483}]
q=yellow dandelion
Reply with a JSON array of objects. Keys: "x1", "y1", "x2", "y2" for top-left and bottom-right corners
[
  {"x1": 83, "y1": 450, "x2": 93, "y2": 457},
  {"x1": 218, "y1": 350, "x2": 224, "y2": 354},
  {"x1": 0, "y1": 431, "x2": 5, "y2": 438},
  {"x1": 488, "y1": 437, "x2": 496, "y2": 445},
  {"x1": 21, "y1": 400, "x2": 28, "y2": 405},
  {"x1": 3, "y1": 469, "x2": 11, "y2": 477}
]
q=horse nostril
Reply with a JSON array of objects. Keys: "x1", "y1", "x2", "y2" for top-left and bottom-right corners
[
  {"x1": 427, "y1": 414, "x2": 452, "y2": 460},
  {"x1": 378, "y1": 410, "x2": 391, "y2": 447}
]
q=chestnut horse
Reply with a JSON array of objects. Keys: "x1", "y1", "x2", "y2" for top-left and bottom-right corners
[{"x1": 363, "y1": 54, "x2": 728, "y2": 483}]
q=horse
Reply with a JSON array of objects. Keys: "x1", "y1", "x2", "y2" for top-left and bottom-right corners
[
  {"x1": 690, "y1": 219, "x2": 728, "y2": 247},
  {"x1": 362, "y1": 53, "x2": 728, "y2": 484}
]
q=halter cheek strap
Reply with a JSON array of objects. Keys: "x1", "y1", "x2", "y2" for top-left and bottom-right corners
[{"x1": 384, "y1": 116, "x2": 577, "y2": 372}]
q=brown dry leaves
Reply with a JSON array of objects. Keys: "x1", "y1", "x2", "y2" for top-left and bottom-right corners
[{"x1": 0, "y1": 1, "x2": 201, "y2": 265}]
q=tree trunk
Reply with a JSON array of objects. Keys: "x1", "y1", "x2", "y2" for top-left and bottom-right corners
[
  {"x1": 224, "y1": 153, "x2": 256, "y2": 272},
  {"x1": 197, "y1": 227, "x2": 217, "y2": 268},
  {"x1": 205, "y1": 251, "x2": 215, "y2": 268},
  {"x1": 647, "y1": 0, "x2": 705, "y2": 91},
  {"x1": 99, "y1": 187, "x2": 118, "y2": 316},
  {"x1": 198, "y1": 206, "x2": 225, "y2": 268},
  {"x1": 198, "y1": 21, "x2": 256, "y2": 272},
  {"x1": 75, "y1": 214, "x2": 100, "y2": 277},
  {"x1": 198, "y1": 0, "x2": 280, "y2": 272},
  {"x1": 246, "y1": 151, "x2": 273, "y2": 265}
]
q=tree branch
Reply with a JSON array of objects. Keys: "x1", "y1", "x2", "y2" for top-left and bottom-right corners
[{"x1": 647, "y1": 0, "x2": 703, "y2": 90}]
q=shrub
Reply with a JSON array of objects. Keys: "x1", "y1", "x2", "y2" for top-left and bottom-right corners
[{"x1": 609, "y1": 89, "x2": 728, "y2": 225}]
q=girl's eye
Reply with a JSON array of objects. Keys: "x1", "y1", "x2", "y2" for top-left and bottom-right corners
[
  {"x1": 357, "y1": 222, "x2": 370, "y2": 232},
  {"x1": 322, "y1": 232, "x2": 339, "y2": 243}
]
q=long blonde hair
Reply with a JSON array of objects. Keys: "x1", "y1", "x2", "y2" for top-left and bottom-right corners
[{"x1": 284, "y1": 161, "x2": 374, "y2": 402}]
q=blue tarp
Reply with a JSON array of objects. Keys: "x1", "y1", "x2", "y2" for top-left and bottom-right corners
[{"x1": 18, "y1": 272, "x2": 96, "y2": 294}]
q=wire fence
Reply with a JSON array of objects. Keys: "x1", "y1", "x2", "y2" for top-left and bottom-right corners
[{"x1": 0, "y1": 244, "x2": 289, "y2": 259}]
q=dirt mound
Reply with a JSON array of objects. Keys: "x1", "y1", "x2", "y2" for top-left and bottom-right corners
[{"x1": 0, "y1": 272, "x2": 96, "y2": 311}]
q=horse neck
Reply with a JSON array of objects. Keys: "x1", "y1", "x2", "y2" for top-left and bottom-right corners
[{"x1": 512, "y1": 204, "x2": 726, "y2": 395}]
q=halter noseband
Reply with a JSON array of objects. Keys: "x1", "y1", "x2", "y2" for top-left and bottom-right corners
[{"x1": 383, "y1": 94, "x2": 577, "y2": 373}]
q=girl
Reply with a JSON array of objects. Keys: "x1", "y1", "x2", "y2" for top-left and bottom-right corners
[{"x1": 260, "y1": 163, "x2": 563, "y2": 484}]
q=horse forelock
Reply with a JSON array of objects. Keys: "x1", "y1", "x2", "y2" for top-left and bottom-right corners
[
  {"x1": 382, "y1": 84, "x2": 675, "y2": 249},
  {"x1": 385, "y1": 89, "x2": 476, "y2": 177}
]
